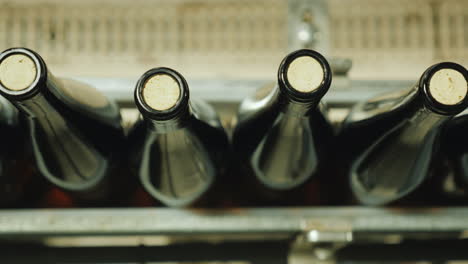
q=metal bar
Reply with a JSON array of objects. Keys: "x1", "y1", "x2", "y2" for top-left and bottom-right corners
[{"x1": 0, "y1": 207, "x2": 468, "y2": 237}]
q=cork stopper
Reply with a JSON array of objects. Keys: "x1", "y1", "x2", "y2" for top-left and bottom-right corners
[
  {"x1": 286, "y1": 56, "x2": 324, "y2": 93},
  {"x1": 142, "y1": 74, "x2": 181, "y2": 111},
  {"x1": 0, "y1": 54, "x2": 37, "y2": 91},
  {"x1": 429, "y1": 68, "x2": 467, "y2": 105}
]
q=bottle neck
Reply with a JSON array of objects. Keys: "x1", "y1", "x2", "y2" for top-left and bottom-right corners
[
  {"x1": 12, "y1": 78, "x2": 60, "y2": 120},
  {"x1": 144, "y1": 103, "x2": 192, "y2": 133},
  {"x1": 402, "y1": 105, "x2": 449, "y2": 141},
  {"x1": 380, "y1": 86, "x2": 453, "y2": 137},
  {"x1": 274, "y1": 86, "x2": 320, "y2": 117}
]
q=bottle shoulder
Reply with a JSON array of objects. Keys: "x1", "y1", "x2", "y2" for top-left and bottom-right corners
[
  {"x1": 190, "y1": 98, "x2": 224, "y2": 130},
  {"x1": 48, "y1": 77, "x2": 123, "y2": 130},
  {"x1": 341, "y1": 86, "x2": 419, "y2": 133},
  {"x1": 234, "y1": 89, "x2": 330, "y2": 138},
  {"x1": 447, "y1": 109, "x2": 468, "y2": 132},
  {"x1": 236, "y1": 83, "x2": 277, "y2": 124},
  {"x1": 130, "y1": 99, "x2": 229, "y2": 152}
]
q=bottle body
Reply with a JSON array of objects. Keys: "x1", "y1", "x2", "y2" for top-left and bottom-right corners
[
  {"x1": 130, "y1": 67, "x2": 229, "y2": 207},
  {"x1": 232, "y1": 49, "x2": 334, "y2": 205},
  {"x1": 0, "y1": 97, "x2": 38, "y2": 206},
  {"x1": 439, "y1": 110, "x2": 468, "y2": 202},
  {"x1": 341, "y1": 62, "x2": 468, "y2": 205},
  {"x1": 0, "y1": 48, "x2": 127, "y2": 205}
]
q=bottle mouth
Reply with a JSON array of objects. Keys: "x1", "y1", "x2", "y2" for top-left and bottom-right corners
[
  {"x1": 0, "y1": 48, "x2": 45, "y2": 99},
  {"x1": 421, "y1": 62, "x2": 468, "y2": 115},
  {"x1": 278, "y1": 49, "x2": 331, "y2": 103},
  {"x1": 135, "y1": 67, "x2": 189, "y2": 120},
  {"x1": 142, "y1": 74, "x2": 181, "y2": 111}
]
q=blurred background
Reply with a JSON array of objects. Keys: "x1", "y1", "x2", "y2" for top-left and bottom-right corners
[{"x1": 1, "y1": 0, "x2": 466, "y2": 81}]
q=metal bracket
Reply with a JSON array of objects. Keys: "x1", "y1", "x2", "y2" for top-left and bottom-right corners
[
  {"x1": 300, "y1": 218, "x2": 353, "y2": 243},
  {"x1": 288, "y1": 0, "x2": 330, "y2": 55},
  {"x1": 288, "y1": 218, "x2": 353, "y2": 263}
]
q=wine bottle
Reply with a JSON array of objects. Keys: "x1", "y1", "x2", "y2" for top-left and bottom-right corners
[
  {"x1": 341, "y1": 62, "x2": 468, "y2": 206},
  {"x1": 0, "y1": 47, "x2": 127, "y2": 205},
  {"x1": 231, "y1": 49, "x2": 334, "y2": 205},
  {"x1": 129, "y1": 67, "x2": 229, "y2": 207}
]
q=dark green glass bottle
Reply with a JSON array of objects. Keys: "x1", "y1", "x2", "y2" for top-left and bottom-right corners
[
  {"x1": 129, "y1": 67, "x2": 229, "y2": 207},
  {"x1": 231, "y1": 49, "x2": 334, "y2": 205},
  {"x1": 341, "y1": 62, "x2": 468, "y2": 205},
  {"x1": 0, "y1": 47, "x2": 127, "y2": 205}
]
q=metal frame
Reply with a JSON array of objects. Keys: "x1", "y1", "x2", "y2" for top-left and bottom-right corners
[{"x1": 0, "y1": 207, "x2": 468, "y2": 237}]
